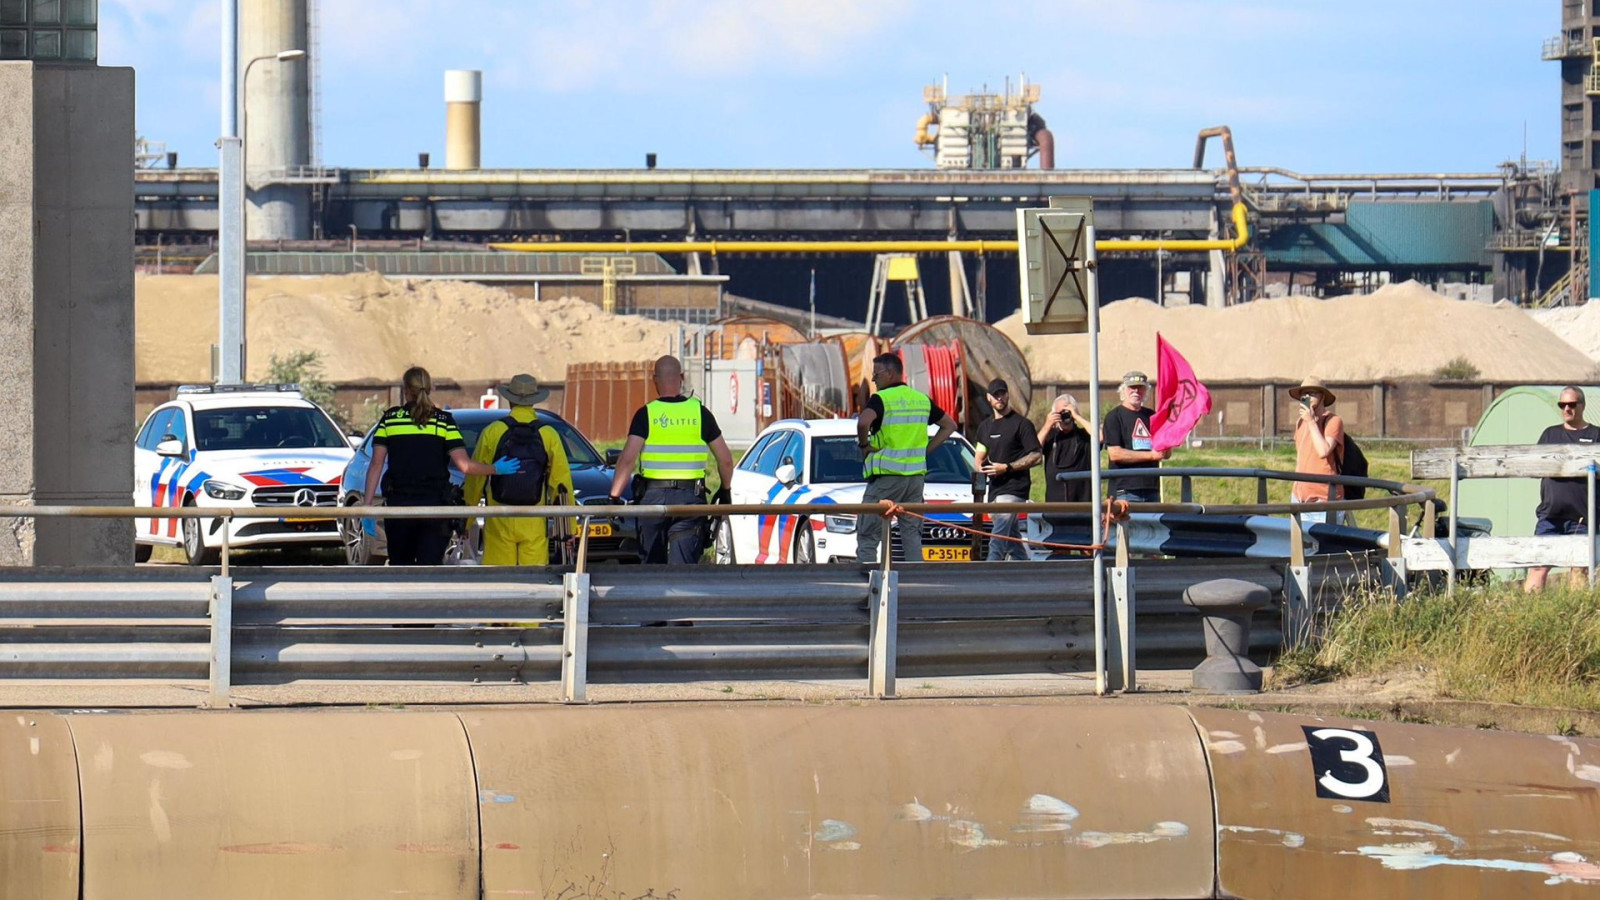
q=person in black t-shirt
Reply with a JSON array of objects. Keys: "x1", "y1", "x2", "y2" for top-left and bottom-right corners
[
  {"x1": 1102, "y1": 370, "x2": 1169, "y2": 503},
  {"x1": 1038, "y1": 393, "x2": 1092, "y2": 503},
  {"x1": 1526, "y1": 386, "x2": 1600, "y2": 591},
  {"x1": 608, "y1": 355, "x2": 735, "y2": 564},
  {"x1": 977, "y1": 379, "x2": 1042, "y2": 561}
]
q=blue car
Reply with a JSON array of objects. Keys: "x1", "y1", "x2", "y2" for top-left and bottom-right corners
[{"x1": 336, "y1": 408, "x2": 637, "y2": 565}]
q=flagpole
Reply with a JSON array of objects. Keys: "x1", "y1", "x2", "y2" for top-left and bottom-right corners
[{"x1": 1086, "y1": 223, "x2": 1106, "y2": 696}]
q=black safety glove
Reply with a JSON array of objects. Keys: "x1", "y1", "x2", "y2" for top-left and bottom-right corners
[{"x1": 712, "y1": 487, "x2": 732, "y2": 506}]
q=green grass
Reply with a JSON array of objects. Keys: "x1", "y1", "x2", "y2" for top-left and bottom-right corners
[{"x1": 1276, "y1": 583, "x2": 1600, "y2": 711}]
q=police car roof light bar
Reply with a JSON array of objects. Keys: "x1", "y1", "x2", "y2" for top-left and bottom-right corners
[{"x1": 176, "y1": 383, "x2": 303, "y2": 395}]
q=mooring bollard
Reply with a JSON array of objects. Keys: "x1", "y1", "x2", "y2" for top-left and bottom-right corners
[{"x1": 1181, "y1": 578, "x2": 1271, "y2": 693}]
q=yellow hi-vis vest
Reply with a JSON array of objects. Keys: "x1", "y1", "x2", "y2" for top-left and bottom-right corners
[
  {"x1": 864, "y1": 384, "x2": 931, "y2": 477},
  {"x1": 640, "y1": 398, "x2": 710, "y2": 480}
]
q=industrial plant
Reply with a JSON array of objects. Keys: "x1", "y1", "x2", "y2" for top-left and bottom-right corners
[{"x1": 116, "y1": 0, "x2": 1595, "y2": 328}]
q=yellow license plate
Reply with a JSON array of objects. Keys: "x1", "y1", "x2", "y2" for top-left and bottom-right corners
[
  {"x1": 587, "y1": 522, "x2": 614, "y2": 538},
  {"x1": 281, "y1": 517, "x2": 332, "y2": 524},
  {"x1": 922, "y1": 546, "x2": 970, "y2": 562}
]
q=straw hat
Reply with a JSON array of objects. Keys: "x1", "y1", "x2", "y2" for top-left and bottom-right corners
[
  {"x1": 1288, "y1": 377, "x2": 1336, "y2": 404},
  {"x1": 496, "y1": 373, "x2": 550, "y2": 406}
]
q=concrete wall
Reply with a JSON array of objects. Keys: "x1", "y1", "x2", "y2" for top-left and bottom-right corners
[{"x1": 0, "y1": 63, "x2": 136, "y2": 565}]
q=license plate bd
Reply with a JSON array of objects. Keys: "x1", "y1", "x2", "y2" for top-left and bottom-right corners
[
  {"x1": 282, "y1": 517, "x2": 332, "y2": 524},
  {"x1": 922, "y1": 546, "x2": 970, "y2": 562},
  {"x1": 587, "y1": 522, "x2": 613, "y2": 537}
]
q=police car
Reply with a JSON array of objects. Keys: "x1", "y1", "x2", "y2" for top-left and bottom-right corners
[
  {"x1": 133, "y1": 384, "x2": 356, "y2": 565},
  {"x1": 716, "y1": 418, "x2": 980, "y2": 564}
]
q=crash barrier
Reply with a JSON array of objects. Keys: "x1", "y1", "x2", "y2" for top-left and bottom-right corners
[
  {"x1": 1408, "y1": 445, "x2": 1600, "y2": 590},
  {"x1": 6, "y1": 473, "x2": 1431, "y2": 701},
  {"x1": 5, "y1": 705, "x2": 1598, "y2": 900},
  {"x1": 0, "y1": 554, "x2": 1379, "y2": 706}
]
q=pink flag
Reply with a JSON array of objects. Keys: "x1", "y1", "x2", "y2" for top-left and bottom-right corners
[{"x1": 1150, "y1": 333, "x2": 1212, "y2": 453}]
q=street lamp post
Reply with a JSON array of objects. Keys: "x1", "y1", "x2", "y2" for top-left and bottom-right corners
[{"x1": 216, "y1": 41, "x2": 305, "y2": 385}]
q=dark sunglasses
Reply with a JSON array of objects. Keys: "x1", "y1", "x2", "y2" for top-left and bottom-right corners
[{"x1": 1560, "y1": 401, "x2": 1584, "y2": 409}]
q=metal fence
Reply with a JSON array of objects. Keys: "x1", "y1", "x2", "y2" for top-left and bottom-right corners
[
  {"x1": 0, "y1": 555, "x2": 1382, "y2": 708},
  {"x1": 0, "y1": 474, "x2": 1429, "y2": 706}
]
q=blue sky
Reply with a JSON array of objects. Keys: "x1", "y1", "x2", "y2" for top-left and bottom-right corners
[{"x1": 104, "y1": 1, "x2": 1557, "y2": 174}]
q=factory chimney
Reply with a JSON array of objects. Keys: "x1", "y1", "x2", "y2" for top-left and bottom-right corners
[
  {"x1": 445, "y1": 70, "x2": 482, "y2": 170},
  {"x1": 241, "y1": 0, "x2": 311, "y2": 240}
]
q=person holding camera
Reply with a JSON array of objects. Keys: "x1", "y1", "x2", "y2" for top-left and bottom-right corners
[
  {"x1": 1039, "y1": 393, "x2": 1093, "y2": 503},
  {"x1": 1290, "y1": 377, "x2": 1344, "y2": 517}
]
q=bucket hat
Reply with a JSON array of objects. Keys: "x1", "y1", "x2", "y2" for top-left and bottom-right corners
[
  {"x1": 1288, "y1": 377, "x2": 1336, "y2": 404},
  {"x1": 496, "y1": 373, "x2": 550, "y2": 406}
]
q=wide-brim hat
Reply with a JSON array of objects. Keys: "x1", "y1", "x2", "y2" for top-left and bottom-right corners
[
  {"x1": 496, "y1": 373, "x2": 550, "y2": 405},
  {"x1": 1288, "y1": 377, "x2": 1336, "y2": 404}
]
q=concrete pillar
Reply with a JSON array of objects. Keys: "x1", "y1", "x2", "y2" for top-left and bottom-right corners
[
  {"x1": 241, "y1": 0, "x2": 311, "y2": 240},
  {"x1": 0, "y1": 63, "x2": 135, "y2": 565},
  {"x1": 445, "y1": 70, "x2": 482, "y2": 170}
]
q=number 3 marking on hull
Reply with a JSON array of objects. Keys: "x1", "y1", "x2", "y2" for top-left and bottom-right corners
[{"x1": 1304, "y1": 725, "x2": 1391, "y2": 803}]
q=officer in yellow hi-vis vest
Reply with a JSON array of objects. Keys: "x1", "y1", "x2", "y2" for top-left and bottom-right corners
[
  {"x1": 856, "y1": 352, "x2": 957, "y2": 564},
  {"x1": 609, "y1": 355, "x2": 735, "y2": 564}
]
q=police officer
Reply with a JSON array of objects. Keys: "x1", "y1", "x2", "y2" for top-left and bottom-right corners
[
  {"x1": 855, "y1": 352, "x2": 957, "y2": 564},
  {"x1": 363, "y1": 366, "x2": 518, "y2": 565},
  {"x1": 608, "y1": 355, "x2": 735, "y2": 564}
]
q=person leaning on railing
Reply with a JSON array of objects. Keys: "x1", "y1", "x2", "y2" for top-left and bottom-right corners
[
  {"x1": 855, "y1": 352, "x2": 957, "y2": 564},
  {"x1": 607, "y1": 355, "x2": 735, "y2": 565},
  {"x1": 1525, "y1": 385, "x2": 1600, "y2": 592}
]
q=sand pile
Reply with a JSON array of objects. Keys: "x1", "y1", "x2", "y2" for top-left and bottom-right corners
[
  {"x1": 136, "y1": 273, "x2": 683, "y2": 383},
  {"x1": 998, "y1": 281, "x2": 1598, "y2": 383},
  {"x1": 1531, "y1": 302, "x2": 1600, "y2": 363}
]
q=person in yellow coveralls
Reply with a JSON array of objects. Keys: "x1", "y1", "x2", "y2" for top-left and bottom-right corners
[{"x1": 464, "y1": 374, "x2": 575, "y2": 565}]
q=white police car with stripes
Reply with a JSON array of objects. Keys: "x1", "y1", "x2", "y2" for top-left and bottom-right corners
[
  {"x1": 716, "y1": 418, "x2": 979, "y2": 564},
  {"x1": 133, "y1": 384, "x2": 356, "y2": 565}
]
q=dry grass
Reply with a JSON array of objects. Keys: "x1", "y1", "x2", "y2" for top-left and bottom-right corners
[{"x1": 1276, "y1": 583, "x2": 1600, "y2": 711}]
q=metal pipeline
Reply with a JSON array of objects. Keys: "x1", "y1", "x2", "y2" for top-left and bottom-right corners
[
  {"x1": 487, "y1": 206, "x2": 1251, "y2": 255},
  {"x1": 1034, "y1": 127, "x2": 1055, "y2": 169},
  {"x1": 1194, "y1": 125, "x2": 1244, "y2": 209},
  {"x1": 913, "y1": 113, "x2": 937, "y2": 147}
]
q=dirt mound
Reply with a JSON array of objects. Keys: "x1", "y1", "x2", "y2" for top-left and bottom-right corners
[
  {"x1": 997, "y1": 281, "x2": 1598, "y2": 383},
  {"x1": 1531, "y1": 302, "x2": 1600, "y2": 364},
  {"x1": 136, "y1": 273, "x2": 683, "y2": 383}
]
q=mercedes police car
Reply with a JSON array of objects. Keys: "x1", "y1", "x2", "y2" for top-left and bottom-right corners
[
  {"x1": 716, "y1": 418, "x2": 980, "y2": 564},
  {"x1": 133, "y1": 384, "x2": 356, "y2": 565}
]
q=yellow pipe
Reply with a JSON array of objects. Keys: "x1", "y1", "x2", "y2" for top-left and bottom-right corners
[
  {"x1": 1097, "y1": 201, "x2": 1251, "y2": 252},
  {"x1": 488, "y1": 202, "x2": 1251, "y2": 255},
  {"x1": 913, "y1": 113, "x2": 938, "y2": 147}
]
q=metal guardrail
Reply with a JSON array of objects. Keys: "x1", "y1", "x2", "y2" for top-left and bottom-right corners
[
  {"x1": 0, "y1": 556, "x2": 1381, "y2": 706},
  {"x1": 0, "y1": 470, "x2": 1426, "y2": 703}
]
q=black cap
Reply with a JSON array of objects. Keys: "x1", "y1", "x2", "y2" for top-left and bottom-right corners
[{"x1": 986, "y1": 378, "x2": 1009, "y2": 396}]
